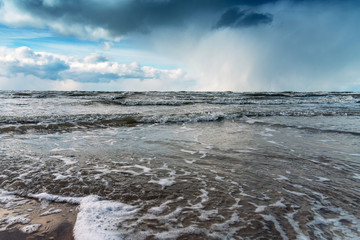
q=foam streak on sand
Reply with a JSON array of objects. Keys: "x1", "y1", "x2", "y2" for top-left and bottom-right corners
[
  {"x1": 285, "y1": 211, "x2": 308, "y2": 240},
  {"x1": 261, "y1": 214, "x2": 289, "y2": 240},
  {"x1": 0, "y1": 214, "x2": 30, "y2": 231},
  {"x1": 20, "y1": 223, "x2": 42, "y2": 234}
]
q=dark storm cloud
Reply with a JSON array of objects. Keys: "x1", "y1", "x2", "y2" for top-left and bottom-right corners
[
  {"x1": 214, "y1": 7, "x2": 273, "y2": 29},
  {"x1": 11, "y1": 0, "x2": 280, "y2": 37}
]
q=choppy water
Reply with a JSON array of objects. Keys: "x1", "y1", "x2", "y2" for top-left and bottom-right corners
[{"x1": 0, "y1": 91, "x2": 360, "y2": 239}]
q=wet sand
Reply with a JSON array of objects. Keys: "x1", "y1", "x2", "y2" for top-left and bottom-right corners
[{"x1": 0, "y1": 199, "x2": 77, "y2": 240}]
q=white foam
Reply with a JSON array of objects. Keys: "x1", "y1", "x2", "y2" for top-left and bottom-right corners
[
  {"x1": 275, "y1": 175, "x2": 289, "y2": 181},
  {"x1": 121, "y1": 165, "x2": 151, "y2": 175},
  {"x1": 215, "y1": 175, "x2": 224, "y2": 181},
  {"x1": 53, "y1": 173, "x2": 68, "y2": 180},
  {"x1": 230, "y1": 182, "x2": 255, "y2": 198},
  {"x1": 141, "y1": 206, "x2": 183, "y2": 225},
  {"x1": 246, "y1": 119, "x2": 256, "y2": 124},
  {"x1": 40, "y1": 207, "x2": 62, "y2": 216},
  {"x1": 0, "y1": 190, "x2": 29, "y2": 208},
  {"x1": 199, "y1": 151, "x2": 207, "y2": 158},
  {"x1": 184, "y1": 159, "x2": 196, "y2": 164},
  {"x1": 270, "y1": 198, "x2": 286, "y2": 208},
  {"x1": 198, "y1": 209, "x2": 218, "y2": 221},
  {"x1": 133, "y1": 165, "x2": 151, "y2": 173},
  {"x1": 211, "y1": 212, "x2": 241, "y2": 231},
  {"x1": 104, "y1": 139, "x2": 117, "y2": 145},
  {"x1": 148, "y1": 200, "x2": 173, "y2": 215},
  {"x1": 20, "y1": 224, "x2": 42, "y2": 234},
  {"x1": 73, "y1": 195, "x2": 138, "y2": 240},
  {"x1": 255, "y1": 205, "x2": 267, "y2": 213},
  {"x1": 349, "y1": 153, "x2": 360, "y2": 156},
  {"x1": 229, "y1": 197, "x2": 242, "y2": 210},
  {"x1": 316, "y1": 177, "x2": 330, "y2": 182},
  {"x1": 249, "y1": 202, "x2": 267, "y2": 213},
  {"x1": 353, "y1": 173, "x2": 360, "y2": 179},
  {"x1": 283, "y1": 189, "x2": 307, "y2": 197},
  {"x1": 49, "y1": 155, "x2": 77, "y2": 165},
  {"x1": 285, "y1": 211, "x2": 308, "y2": 240},
  {"x1": 17, "y1": 171, "x2": 31, "y2": 179},
  {"x1": 180, "y1": 125, "x2": 194, "y2": 131},
  {"x1": 318, "y1": 140, "x2": 336, "y2": 142},
  {"x1": 308, "y1": 202, "x2": 360, "y2": 239},
  {"x1": 139, "y1": 157, "x2": 154, "y2": 163},
  {"x1": 178, "y1": 169, "x2": 191, "y2": 176},
  {"x1": 28, "y1": 192, "x2": 82, "y2": 204},
  {"x1": 149, "y1": 178, "x2": 175, "y2": 189},
  {"x1": 180, "y1": 149, "x2": 196, "y2": 155},
  {"x1": 50, "y1": 148, "x2": 77, "y2": 152},
  {"x1": 0, "y1": 214, "x2": 30, "y2": 231},
  {"x1": 261, "y1": 214, "x2": 288, "y2": 240}
]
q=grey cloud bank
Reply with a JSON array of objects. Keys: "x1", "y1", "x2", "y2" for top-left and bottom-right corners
[{"x1": 1, "y1": 0, "x2": 280, "y2": 39}]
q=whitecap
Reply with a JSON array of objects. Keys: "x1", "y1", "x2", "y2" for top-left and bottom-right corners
[{"x1": 73, "y1": 195, "x2": 138, "y2": 240}]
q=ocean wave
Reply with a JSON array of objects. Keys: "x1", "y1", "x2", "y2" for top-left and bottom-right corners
[
  {"x1": 247, "y1": 120, "x2": 360, "y2": 136},
  {"x1": 1, "y1": 90, "x2": 359, "y2": 99},
  {"x1": 0, "y1": 114, "x2": 139, "y2": 134},
  {"x1": 1, "y1": 110, "x2": 359, "y2": 134}
]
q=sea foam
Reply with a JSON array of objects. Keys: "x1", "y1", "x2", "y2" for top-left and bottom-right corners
[{"x1": 73, "y1": 195, "x2": 138, "y2": 240}]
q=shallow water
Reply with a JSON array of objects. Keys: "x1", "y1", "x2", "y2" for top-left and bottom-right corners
[{"x1": 0, "y1": 91, "x2": 359, "y2": 239}]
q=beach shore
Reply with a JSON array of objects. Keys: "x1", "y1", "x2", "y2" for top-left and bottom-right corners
[{"x1": 0, "y1": 198, "x2": 77, "y2": 240}]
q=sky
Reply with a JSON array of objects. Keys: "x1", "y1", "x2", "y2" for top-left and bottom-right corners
[{"x1": 0, "y1": 0, "x2": 359, "y2": 91}]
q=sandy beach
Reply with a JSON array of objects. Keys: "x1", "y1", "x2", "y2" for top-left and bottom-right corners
[{"x1": 0, "y1": 198, "x2": 77, "y2": 240}]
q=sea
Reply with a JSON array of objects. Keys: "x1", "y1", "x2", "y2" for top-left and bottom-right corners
[{"x1": 0, "y1": 91, "x2": 359, "y2": 239}]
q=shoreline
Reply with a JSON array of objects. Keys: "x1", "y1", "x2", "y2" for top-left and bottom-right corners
[{"x1": 0, "y1": 198, "x2": 78, "y2": 240}]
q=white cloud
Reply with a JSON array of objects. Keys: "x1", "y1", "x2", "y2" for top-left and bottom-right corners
[
  {"x1": 50, "y1": 22, "x2": 121, "y2": 41},
  {"x1": 0, "y1": 46, "x2": 192, "y2": 91},
  {"x1": 102, "y1": 41, "x2": 114, "y2": 51}
]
